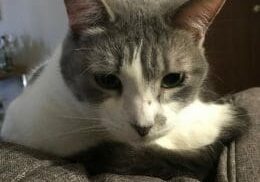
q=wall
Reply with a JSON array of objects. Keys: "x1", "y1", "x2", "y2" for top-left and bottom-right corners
[
  {"x1": 0, "y1": 0, "x2": 68, "y2": 69},
  {"x1": 205, "y1": 0, "x2": 260, "y2": 94}
]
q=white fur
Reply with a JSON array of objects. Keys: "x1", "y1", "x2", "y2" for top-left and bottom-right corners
[
  {"x1": 120, "y1": 43, "x2": 159, "y2": 127},
  {"x1": 154, "y1": 100, "x2": 234, "y2": 150},
  {"x1": 99, "y1": 44, "x2": 160, "y2": 143},
  {"x1": 1, "y1": 46, "x2": 110, "y2": 156}
]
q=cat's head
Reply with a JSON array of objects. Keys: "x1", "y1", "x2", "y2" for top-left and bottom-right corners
[{"x1": 61, "y1": 0, "x2": 225, "y2": 143}]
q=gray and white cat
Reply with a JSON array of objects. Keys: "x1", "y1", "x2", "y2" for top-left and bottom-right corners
[{"x1": 1, "y1": 0, "x2": 249, "y2": 177}]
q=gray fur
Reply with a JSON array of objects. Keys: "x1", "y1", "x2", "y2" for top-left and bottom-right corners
[{"x1": 61, "y1": 0, "x2": 207, "y2": 106}]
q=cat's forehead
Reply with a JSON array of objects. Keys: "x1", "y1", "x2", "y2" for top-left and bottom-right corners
[
  {"x1": 82, "y1": 38, "x2": 166, "y2": 81},
  {"x1": 77, "y1": 4, "x2": 204, "y2": 80},
  {"x1": 81, "y1": 29, "x2": 199, "y2": 81},
  {"x1": 120, "y1": 40, "x2": 163, "y2": 84}
]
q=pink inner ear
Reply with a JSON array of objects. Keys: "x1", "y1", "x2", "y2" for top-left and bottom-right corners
[
  {"x1": 174, "y1": 0, "x2": 226, "y2": 38},
  {"x1": 64, "y1": 0, "x2": 103, "y2": 33}
]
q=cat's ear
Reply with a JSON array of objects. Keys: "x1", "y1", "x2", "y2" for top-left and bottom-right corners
[
  {"x1": 64, "y1": 0, "x2": 115, "y2": 34},
  {"x1": 168, "y1": 0, "x2": 226, "y2": 42}
]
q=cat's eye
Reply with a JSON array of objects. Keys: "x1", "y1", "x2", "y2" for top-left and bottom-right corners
[
  {"x1": 95, "y1": 74, "x2": 122, "y2": 90},
  {"x1": 161, "y1": 73, "x2": 185, "y2": 89}
]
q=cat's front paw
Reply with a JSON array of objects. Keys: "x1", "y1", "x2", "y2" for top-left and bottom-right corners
[{"x1": 154, "y1": 99, "x2": 251, "y2": 151}]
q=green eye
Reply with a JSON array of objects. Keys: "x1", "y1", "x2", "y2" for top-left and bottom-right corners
[
  {"x1": 161, "y1": 73, "x2": 185, "y2": 89},
  {"x1": 95, "y1": 74, "x2": 122, "y2": 90}
]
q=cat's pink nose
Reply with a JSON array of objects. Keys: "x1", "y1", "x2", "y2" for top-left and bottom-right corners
[{"x1": 133, "y1": 124, "x2": 153, "y2": 137}]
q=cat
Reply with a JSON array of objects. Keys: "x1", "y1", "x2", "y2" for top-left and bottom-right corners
[{"x1": 1, "y1": 0, "x2": 250, "y2": 179}]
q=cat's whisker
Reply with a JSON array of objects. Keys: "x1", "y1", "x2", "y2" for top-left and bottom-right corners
[
  {"x1": 79, "y1": 66, "x2": 90, "y2": 76},
  {"x1": 105, "y1": 121, "x2": 126, "y2": 131},
  {"x1": 58, "y1": 116, "x2": 102, "y2": 120},
  {"x1": 56, "y1": 115, "x2": 113, "y2": 126},
  {"x1": 73, "y1": 48, "x2": 93, "y2": 52},
  {"x1": 236, "y1": 113, "x2": 259, "y2": 117},
  {"x1": 40, "y1": 127, "x2": 108, "y2": 142},
  {"x1": 210, "y1": 72, "x2": 226, "y2": 84},
  {"x1": 57, "y1": 115, "x2": 110, "y2": 121},
  {"x1": 80, "y1": 65, "x2": 94, "y2": 76}
]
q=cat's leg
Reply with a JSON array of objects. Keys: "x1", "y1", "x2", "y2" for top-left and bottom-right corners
[
  {"x1": 70, "y1": 141, "x2": 224, "y2": 181},
  {"x1": 154, "y1": 98, "x2": 250, "y2": 151}
]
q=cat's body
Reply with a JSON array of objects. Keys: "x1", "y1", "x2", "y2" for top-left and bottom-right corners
[
  {"x1": 1, "y1": 0, "x2": 250, "y2": 179},
  {"x1": 1, "y1": 46, "x2": 108, "y2": 156},
  {"x1": 1, "y1": 44, "x2": 241, "y2": 156}
]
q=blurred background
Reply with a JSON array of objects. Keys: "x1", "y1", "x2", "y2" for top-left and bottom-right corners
[
  {"x1": 0, "y1": 0, "x2": 259, "y2": 115},
  {"x1": 0, "y1": 0, "x2": 67, "y2": 115},
  {"x1": 206, "y1": 0, "x2": 260, "y2": 95}
]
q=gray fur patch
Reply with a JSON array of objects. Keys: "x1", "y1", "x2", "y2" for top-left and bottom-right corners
[{"x1": 61, "y1": 0, "x2": 207, "y2": 105}]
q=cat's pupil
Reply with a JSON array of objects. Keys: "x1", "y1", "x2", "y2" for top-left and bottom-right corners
[
  {"x1": 95, "y1": 74, "x2": 122, "y2": 90},
  {"x1": 161, "y1": 73, "x2": 184, "y2": 89}
]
